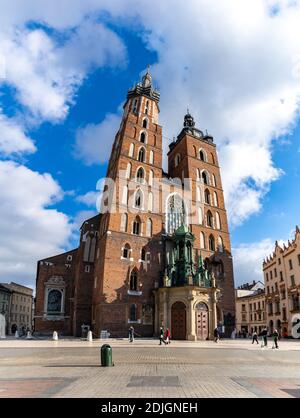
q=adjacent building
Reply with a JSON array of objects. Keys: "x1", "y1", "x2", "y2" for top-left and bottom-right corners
[
  {"x1": 0, "y1": 282, "x2": 34, "y2": 335},
  {"x1": 263, "y1": 226, "x2": 300, "y2": 337},
  {"x1": 235, "y1": 281, "x2": 266, "y2": 335},
  {"x1": 0, "y1": 284, "x2": 12, "y2": 335},
  {"x1": 35, "y1": 69, "x2": 236, "y2": 339}
]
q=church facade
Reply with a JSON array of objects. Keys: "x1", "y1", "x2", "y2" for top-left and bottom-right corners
[{"x1": 35, "y1": 70, "x2": 235, "y2": 340}]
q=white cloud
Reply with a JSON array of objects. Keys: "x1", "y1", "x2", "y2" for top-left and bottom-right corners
[
  {"x1": 76, "y1": 191, "x2": 100, "y2": 207},
  {"x1": 0, "y1": 110, "x2": 36, "y2": 156},
  {"x1": 0, "y1": 161, "x2": 73, "y2": 287},
  {"x1": 232, "y1": 239, "x2": 275, "y2": 286},
  {"x1": 0, "y1": 21, "x2": 126, "y2": 121},
  {"x1": 74, "y1": 113, "x2": 121, "y2": 165}
]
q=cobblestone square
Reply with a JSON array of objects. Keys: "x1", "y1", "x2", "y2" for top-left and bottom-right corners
[{"x1": 1, "y1": 338, "x2": 300, "y2": 398}]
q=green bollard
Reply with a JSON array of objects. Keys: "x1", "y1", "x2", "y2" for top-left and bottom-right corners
[{"x1": 101, "y1": 344, "x2": 113, "y2": 367}]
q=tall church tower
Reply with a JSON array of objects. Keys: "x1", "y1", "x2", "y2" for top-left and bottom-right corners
[
  {"x1": 166, "y1": 112, "x2": 235, "y2": 334},
  {"x1": 93, "y1": 69, "x2": 164, "y2": 337}
]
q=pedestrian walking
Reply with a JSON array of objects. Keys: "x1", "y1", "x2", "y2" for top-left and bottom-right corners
[
  {"x1": 272, "y1": 329, "x2": 279, "y2": 349},
  {"x1": 261, "y1": 327, "x2": 268, "y2": 347},
  {"x1": 129, "y1": 326, "x2": 134, "y2": 342},
  {"x1": 213, "y1": 327, "x2": 220, "y2": 343},
  {"x1": 165, "y1": 328, "x2": 171, "y2": 344},
  {"x1": 159, "y1": 326, "x2": 167, "y2": 345},
  {"x1": 252, "y1": 331, "x2": 259, "y2": 344}
]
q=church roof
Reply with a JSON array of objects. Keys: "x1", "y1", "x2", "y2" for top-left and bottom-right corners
[{"x1": 127, "y1": 67, "x2": 160, "y2": 103}]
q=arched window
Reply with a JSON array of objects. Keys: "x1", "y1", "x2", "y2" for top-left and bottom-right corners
[
  {"x1": 212, "y1": 174, "x2": 216, "y2": 187},
  {"x1": 166, "y1": 193, "x2": 187, "y2": 234},
  {"x1": 198, "y1": 207, "x2": 203, "y2": 225},
  {"x1": 213, "y1": 192, "x2": 218, "y2": 207},
  {"x1": 47, "y1": 289, "x2": 62, "y2": 313},
  {"x1": 146, "y1": 218, "x2": 153, "y2": 237},
  {"x1": 145, "y1": 100, "x2": 149, "y2": 114},
  {"x1": 120, "y1": 213, "x2": 128, "y2": 232},
  {"x1": 218, "y1": 236, "x2": 224, "y2": 253},
  {"x1": 133, "y1": 99, "x2": 138, "y2": 113},
  {"x1": 215, "y1": 212, "x2": 221, "y2": 230},
  {"x1": 199, "y1": 149, "x2": 206, "y2": 161},
  {"x1": 123, "y1": 243, "x2": 131, "y2": 259},
  {"x1": 211, "y1": 153, "x2": 215, "y2": 164},
  {"x1": 193, "y1": 146, "x2": 197, "y2": 157},
  {"x1": 141, "y1": 248, "x2": 146, "y2": 261},
  {"x1": 149, "y1": 150, "x2": 154, "y2": 165},
  {"x1": 153, "y1": 135, "x2": 157, "y2": 147},
  {"x1": 122, "y1": 186, "x2": 128, "y2": 205},
  {"x1": 207, "y1": 210, "x2": 214, "y2": 228},
  {"x1": 129, "y1": 143, "x2": 134, "y2": 158},
  {"x1": 202, "y1": 171, "x2": 209, "y2": 185},
  {"x1": 136, "y1": 167, "x2": 145, "y2": 183},
  {"x1": 209, "y1": 234, "x2": 215, "y2": 251},
  {"x1": 134, "y1": 189, "x2": 143, "y2": 209},
  {"x1": 140, "y1": 131, "x2": 146, "y2": 143},
  {"x1": 130, "y1": 304, "x2": 137, "y2": 321},
  {"x1": 138, "y1": 147, "x2": 145, "y2": 162},
  {"x1": 149, "y1": 170, "x2": 154, "y2": 186},
  {"x1": 133, "y1": 216, "x2": 141, "y2": 235},
  {"x1": 126, "y1": 163, "x2": 131, "y2": 179},
  {"x1": 130, "y1": 271, "x2": 138, "y2": 290},
  {"x1": 175, "y1": 153, "x2": 181, "y2": 167},
  {"x1": 142, "y1": 118, "x2": 148, "y2": 129},
  {"x1": 205, "y1": 189, "x2": 211, "y2": 205},
  {"x1": 196, "y1": 187, "x2": 201, "y2": 202},
  {"x1": 200, "y1": 232, "x2": 206, "y2": 249},
  {"x1": 148, "y1": 192, "x2": 153, "y2": 211},
  {"x1": 196, "y1": 168, "x2": 200, "y2": 179}
]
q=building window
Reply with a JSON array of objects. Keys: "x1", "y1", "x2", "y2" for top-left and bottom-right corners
[
  {"x1": 292, "y1": 295, "x2": 300, "y2": 311},
  {"x1": 130, "y1": 304, "x2": 137, "y2": 321},
  {"x1": 207, "y1": 211, "x2": 214, "y2": 228},
  {"x1": 199, "y1": 149, "x2": 206, "y2": 161},
  {"x1": 85, "y1": 265, "x2": 90, "y2": 273},
  {"x1": 138, "y1": 147, "x2": 146, "y2": 162},
  {"x1": 123, "y1": 244, "x2": 131, "y2": 259},
  {"x1": 175, "y1": 154, "x2": 181, "y2": 167},
  {"x1": 149, "y1": 150, "x2": 154, "y2": 165},
  {"x1": 66, "y1": 255, "x2": 72, "y2": 261},
  {"x1": 130, "y1": 271, "x2": 138, "y2": 291},
  {"x1": 268, "y1": 303, "x2": 273, "y2": 315},
  {"x1": 136, "y1": 167, "x2": 145, "y2": 183},
  {"x1": 166, "y1": 193, "x2": 187, "y2": 235},
  {"x1": 202, "y1": 171, "x2": 209, "y2": 185},
  {"x1": 129, "y1": 143, "x2": 135, "y2": 158},
  {"x1": 133, "y1": 99, "x2": 138, "y2": 113},
  {"x1": 142, "y1": 118, "x2": 148, "y2": 129},
  {"x1": 133, "y1": 216, "x2": 141, "y2": 235},
  {"x1": 204, "y1": 189, "x2": 211, "y2": 205},
  {"x1": 266, "y1": 272, "x2": 269, "y2": 281},
  {"x1": 209, "y1": 235, "x2": 215, "y2": 252},
  {"x1": 140, "y1": 131, "x2": 146, "y2": 143},
  {"x1": 270, "y1": 271, "x2": 273, "y2": 280},
  {"x1": 47, "y1": 290, "x2": 62, "y2": 314},
  {"x1": 141, "y1": 248, "x2": 146, "y2": 261},
  {"x1": 298, "y1": 254, "x2": 300, "y2": 266},
  {"x1": 280, "y1": 271, "x2": 283, "y2": 281},
  {"x1": 289, "y1": 259, "x2": 293, "y2": 270},
  {"x1": 291, "y1": 275, "x2": 295, "y2": 286},
  {"x1": 242, "y1": 304, "x2": 246, "y2": 312},
  {"x1": 278, "y1": 258, "x2": 281, "y2": 265},
  {"x1": 134, "y1": 189, "x2": 143, "y2": 209},
  {"x1": 274, "y1": 268, "x2": 277, "y2": 278},
  {"x1": 215, "y1": 212, "x2": 221, "y2": 230}
]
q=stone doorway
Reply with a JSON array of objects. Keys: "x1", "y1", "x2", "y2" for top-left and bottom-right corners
[
  {"x1": 171, "y1": 302, "x2": 186, "y2": 340},
  {"x1": 195, "y1": 302, "x2": 209, "y2": 340}
]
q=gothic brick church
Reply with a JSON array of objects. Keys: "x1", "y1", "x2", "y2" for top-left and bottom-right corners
[{"x1": 35, "y1": 69, "x2": 236, "y2": 340}]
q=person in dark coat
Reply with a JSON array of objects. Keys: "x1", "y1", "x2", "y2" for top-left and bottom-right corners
[
  {"x1": 129, "y1": 326, "x2": 134, "y2": 342},
  {"x1": 261, "y1": 327, "x2": 268, "y2": 346},
  {"x1": 273, "y1": 329, "x2": 279, "y2": 349},
  {"x1": 252, "y1": 331, "x2": 259, "y2": 344},
  {"x1": 159, "y1": 327, "x2": 167, "y2": 345},
  {"x1": 213, "y1": 327, "x2": 220, "y2": 343}
]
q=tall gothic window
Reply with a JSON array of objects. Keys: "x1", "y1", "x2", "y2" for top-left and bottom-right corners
[
  {"x1": 138, "y1": 147, "x2": 145, "y2": 162},
  {"x1": 123, "y1": 243, "x2": 131, "y2": 259},
  {"x1": 202, "y1": 171, "x2": 209, "y2": 185},
  {"x1": 205, "y1": 189, "x2": 211, "y2": 205},
  {"x1": 120, "y1": 213, "x2": 128, "y2": 232},
  {"x1": 207, "y1": 211, "x2": 214, "y2": 228},
  {"x1": 200, "y1": 232, "x2": 206, "y2": 249},
  {"x1": 130, "y1": 270, "x2": 138, "y2": 291},
  {"x1": 209, "y1": 234, "x2": 215, "y2": 252},
  {"x1": 129, "y1": 143, "x2": 134, "y2": 158},
  {"x1": 142, "y1": 118, "x2": 148, "y2": 129},
  {"x1": 136, "y1": 167, "x2": 145, "y2": 183},
  {"x1": 166, "y1": 194, "x2": 187, "y2": 235},
  {"x1": 133, "y1": 216, "x2": 141, "y2": 235},
  {"x1": 134, "y1": 189, "x2": 143, "y2": 208},
  {"x1": 146, "y1": 218, "x2": 153, "y2": 237},
  {"x1": 199, "y1": 149, "x2": 206, "y2": 161},
  {"x1": 140, "y1": 131, "x2": 146, "y2": 143},
  {"x1": 130, "y1": 304, "x2": 137, "y2": 321}
]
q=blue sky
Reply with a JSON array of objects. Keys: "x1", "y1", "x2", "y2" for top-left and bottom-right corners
[{"x1": 0, "y1": 1, "x2": 300, "y2": 288}]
